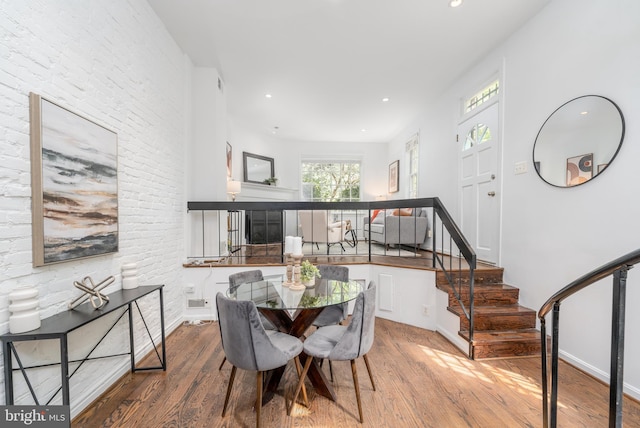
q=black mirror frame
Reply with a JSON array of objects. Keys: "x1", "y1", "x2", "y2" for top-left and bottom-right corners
[{"x1": 532, "y1": 95, "x2": 625, "y2": 188}]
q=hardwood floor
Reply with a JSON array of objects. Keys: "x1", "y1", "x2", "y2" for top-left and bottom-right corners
[{"x1": 74, "y1": 317, "x2": 640, "y2": 427}]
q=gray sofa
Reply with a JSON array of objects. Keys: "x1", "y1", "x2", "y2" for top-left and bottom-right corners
[{"x1": 363, "y1": 208, "x2": 429, "y2": 249}]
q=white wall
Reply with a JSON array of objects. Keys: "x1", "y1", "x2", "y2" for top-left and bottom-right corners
[
  {"x1": 0, "y1": 0, "x2": 188, "y2": 415},
  {"x1": 189, "y1": 68, "x2": 227, "y2": 201},
  {"x1": 501, "y1": 0, "x2": 640, "y2": 398},
  {"x1": 391, "y1": 0, "x2": 640, "y2": 397}
]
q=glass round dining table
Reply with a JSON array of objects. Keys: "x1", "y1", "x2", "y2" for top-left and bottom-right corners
[{"x1": 227, "y1": 274, "x2": 363, "y2": 402}]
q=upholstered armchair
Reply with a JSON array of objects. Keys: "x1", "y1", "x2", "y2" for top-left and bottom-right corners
[{"x1": 298, "y1": 210, "x2": 347, "y2": 254}]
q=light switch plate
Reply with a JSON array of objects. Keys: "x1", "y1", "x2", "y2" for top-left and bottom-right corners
[{"x1": 514, "y1": 161, "x2": 527, "y2": 175}]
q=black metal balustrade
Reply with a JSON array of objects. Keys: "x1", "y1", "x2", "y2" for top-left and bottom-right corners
[
  {"x1": 187, "y1": 197, "x2": 477, "y2": 357},
  {"x1": 538, "y1": 248, "x2": 640, "y2": 428}
]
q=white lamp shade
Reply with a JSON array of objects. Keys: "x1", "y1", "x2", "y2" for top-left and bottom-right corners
[{"x1": 227, "y1": 180, "x2": 241, "y2": 194}]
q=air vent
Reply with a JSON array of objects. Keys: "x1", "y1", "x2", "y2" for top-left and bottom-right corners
[{"x1": 188, "y1": 299, "x2": 206, "y2": 308}]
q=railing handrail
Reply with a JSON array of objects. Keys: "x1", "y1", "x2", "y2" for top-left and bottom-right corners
[
  {"x1": 538, "y1": 248, "x2": 640, "y2": 319},
  {"x1": 188, "y1": 198, "x2": 433, "y2": 212},
  {"x1": 431, "y1": 197, "x2": 476, "y2": 265}
]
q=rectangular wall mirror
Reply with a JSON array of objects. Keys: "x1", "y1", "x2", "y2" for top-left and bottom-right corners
[{"x1": 243, "y1": 152, "x2": 275, "y2": 185}]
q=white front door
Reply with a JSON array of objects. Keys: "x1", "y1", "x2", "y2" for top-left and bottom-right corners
[{"x1": 458, "y1": 102, "x2": 501, "y2": 264}]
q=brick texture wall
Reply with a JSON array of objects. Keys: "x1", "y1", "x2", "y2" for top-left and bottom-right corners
[{"x1": 0, "y1": 0, "x2": 188, "y2": 416}]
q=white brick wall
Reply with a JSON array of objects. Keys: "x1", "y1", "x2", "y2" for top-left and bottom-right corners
[{"x1": 0, "y1": 0, "x2": 188, "y2": 416}]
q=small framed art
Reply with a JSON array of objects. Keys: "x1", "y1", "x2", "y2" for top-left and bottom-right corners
[{"x1": 389, "y1": 160, "x2": 399, "y2": 193}]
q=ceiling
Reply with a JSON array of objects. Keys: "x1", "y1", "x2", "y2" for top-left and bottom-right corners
[{"x1": 148, "y1": 0, "x2": 550, "y2": 144}]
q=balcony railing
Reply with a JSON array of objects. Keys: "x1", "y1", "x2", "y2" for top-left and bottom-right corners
[{"x1": 187, "y1": 197, "x2": 478, "y2": 356}]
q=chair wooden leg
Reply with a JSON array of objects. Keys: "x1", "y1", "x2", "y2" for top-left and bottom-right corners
[
  {"x1": 363, "y1": 354, "x2": 376, "y2": 391},
  {"x1": 293, "y1": 356, "x2": 309, "y2": 407},
  {"x1": 288, "y1": 356, "x2": 313, "y2": 415},
  {"x1": 218, "y1": 356, "x2": 226, "y2": 370},
  {"x1": 256, "y1": 371, "x2": 263, "y2": 428},
  {"x1": 351, "y1": 359, "x2": 363, "y2": 423},
  {"x1": 222, "y1": 365, "x2": 237, "y2": 417}
]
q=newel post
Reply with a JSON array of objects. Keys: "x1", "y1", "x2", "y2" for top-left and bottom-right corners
[{"x1": 609, "y1": 267, "x2": 628, "y2": 428}]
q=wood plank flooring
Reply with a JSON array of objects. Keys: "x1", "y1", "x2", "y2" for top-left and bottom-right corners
[{"x1": 74, "y1": 318, "x2": 640, "y2": 427}]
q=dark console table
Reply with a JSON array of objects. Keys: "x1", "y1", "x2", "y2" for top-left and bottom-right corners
[{"x1": 1, "y1": 284, "x2": 166, "y2": 406}]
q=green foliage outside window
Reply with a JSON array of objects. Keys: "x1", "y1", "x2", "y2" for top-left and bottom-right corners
[{"x1": 301, "y1": 161, "x2": 360, "y2": 201}]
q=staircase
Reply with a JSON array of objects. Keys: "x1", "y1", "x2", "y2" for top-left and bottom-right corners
[{"x1": 436, "y1": 267, "x2": 542, "y2": 359}]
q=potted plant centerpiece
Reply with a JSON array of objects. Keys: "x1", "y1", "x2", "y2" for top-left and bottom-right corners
[{"x1": 300, "y1": 260, "x2": 321, "y2": 286}]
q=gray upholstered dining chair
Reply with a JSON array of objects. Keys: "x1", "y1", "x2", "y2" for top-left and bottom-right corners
[
  {"x1": 216, "y1": 292, "x2": 307, "y2": 428},
  {"x1": 219, "y1": 270, "x2": 275, "y2": 370},
  {"x1": 311, "y1": 265, "x2": 350, "y2": 381},
  {"x1": 312, "y1": 265, "x2": 350, "y2": 328},
  {"x1": 288, "y1": 281, "x2": 377, "y2": 423}
]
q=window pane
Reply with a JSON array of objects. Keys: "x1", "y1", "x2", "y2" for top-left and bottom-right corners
[
  {"x1": 464, "y1": 79, "x2": 499, "y2": 113},
  {"x1": 301, "y1": 161, "x2": 360, "y2": 201}
]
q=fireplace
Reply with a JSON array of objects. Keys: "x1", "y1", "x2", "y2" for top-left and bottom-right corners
[{"x1": 245, "y1": 210, "x2": 283, "y2": 244}]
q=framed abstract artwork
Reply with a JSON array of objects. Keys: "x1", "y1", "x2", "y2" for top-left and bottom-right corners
[
  {"x1": 30, "y1": 93, "x2": 119, "y2": 266},
  {"x1": 566, "y1": 153, "x2": 593, "y2": 187},
  {"x1": 226, "y1": 142, "x2": 232, "y2": 178},
  {"x1": 388, "y1": 160, "x2": 399, "y2": 193}
]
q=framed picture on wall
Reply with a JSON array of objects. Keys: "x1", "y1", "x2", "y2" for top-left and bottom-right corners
[
  {"x1": 29, "y1": 92, "x2": 119, "y2": 266},
  {"x1": 389, "y1": 160, "x2": 399, "y2": 193},
  {"x1": 566, "y1": 153, "x2": 593, "y2": 187},
  {"x1": 226, "y1": 142, "x2": 232, "y2": 178}
]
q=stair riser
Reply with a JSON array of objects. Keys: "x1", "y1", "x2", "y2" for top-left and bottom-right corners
[
  {"x1": 460, "y1": 314, "x2": 536, "y2": 331},
  {"x1": 448, "y1": 292, "x2": 519, "y2": 307},
  {"x1": 472, "y1": 342, "x2": 541, "y2": 359},
  {"x1": 436, "y1": 270, "x2": 504, "y2": 286}
]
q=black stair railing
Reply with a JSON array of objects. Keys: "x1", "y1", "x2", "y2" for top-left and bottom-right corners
[
  {"x1": 538, "y1": 248, "x2": 640, "y2": 428},
  {"x1": 188, "y1": 198, "x2": 476, "y2": 356}
]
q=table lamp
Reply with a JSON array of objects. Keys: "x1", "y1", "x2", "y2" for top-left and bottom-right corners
[{"x1": 227, "y1": 180, "x2": 241, "y2": 201}]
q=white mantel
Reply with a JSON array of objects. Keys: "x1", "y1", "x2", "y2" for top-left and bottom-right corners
[{"x1": 237, "y1": 182, "x2": 299, "y2": 201}]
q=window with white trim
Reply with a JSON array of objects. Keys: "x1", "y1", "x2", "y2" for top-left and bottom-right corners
[{"x1": 301, "y1": 161, "x2": 360, "y2": 201}]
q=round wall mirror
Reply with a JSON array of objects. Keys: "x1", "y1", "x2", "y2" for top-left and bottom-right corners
[{"x1": 533, "y1": 95, "x2": 625, "y2": 187}]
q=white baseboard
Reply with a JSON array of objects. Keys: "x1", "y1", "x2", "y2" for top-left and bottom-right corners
[
  {"x1": 559, "y1": 349, "x2": 640, "y2": 402},
  {"x1": 70, "y1": 316, "x2": 183, "y2": 419},
  {"x1": 436, "y1": 320, "x2": 469, "y2": 355}
]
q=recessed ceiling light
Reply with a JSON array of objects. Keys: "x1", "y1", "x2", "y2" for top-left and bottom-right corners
[
  {"x1": 449, "y1": 0, "x2": 463, "y2": 7},
  {"x1": 361, "y1": 128, "x2": 366, "y2": 132},
  {"x1": 580, "y1": 111, "x2": 589, "y2": 115},
  {"x1": 265, "y1": 93, "x2": 272, "y2": 98},
  {"x1": 382, "y1": 97, "x2": 390, "y2": 102}
]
